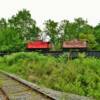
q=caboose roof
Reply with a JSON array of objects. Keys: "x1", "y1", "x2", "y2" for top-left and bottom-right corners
[{"x1": 63, "y1": 39, "x2": 87, "y2": 48}]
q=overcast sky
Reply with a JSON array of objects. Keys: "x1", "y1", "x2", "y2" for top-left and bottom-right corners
[{"x1": 0, "y1": 0, "x2": 100, "y2": 27}]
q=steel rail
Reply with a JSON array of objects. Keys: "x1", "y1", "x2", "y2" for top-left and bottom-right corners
[{"x1": 0, "y1": 70, "x2": 55, "y2": 100}]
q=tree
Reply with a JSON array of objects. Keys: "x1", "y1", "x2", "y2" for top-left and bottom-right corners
[
  {"x1": 79, "y1": 33, "x2": 97, "y2": 49},
  {"x1": 44, "y1": 20, "x2": 60, "y2": 50},
  {"x1": 59, "y1": 18, "x2": 89, "y2": 40},
  {"x1": 94, "y1": 24, "x2": 100, "y2": 43},
  {"x1": 8, "y1": 9, "x2": 41, "y2": 41},
  {"x1": 0, "y1": 28, "x2": 23, "y2": 52},
  {"x1": 73, "y1": 18, "x2": 89, "y2": 38},
  {"x1": 59, "y1": 18, "x2": 97, "y2": 49},
  {"x1": 0, "y1": 18, "x2": 7, "y2": 30},
  {"x1": 59, "y1": 20, "x2": 73, "y2": 41}
]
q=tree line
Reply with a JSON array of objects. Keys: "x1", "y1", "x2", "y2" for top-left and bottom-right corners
[{"x1": 0, "y1": 9, "x2": 100, "y2": 52}]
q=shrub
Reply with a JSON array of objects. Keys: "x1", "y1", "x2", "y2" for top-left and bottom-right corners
[{"x1": 0, "y1": 52, "x2": 100, "y2": 99}]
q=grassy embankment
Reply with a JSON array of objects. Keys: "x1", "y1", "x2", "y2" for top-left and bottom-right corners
[{"x1": 0, "y1": 52, "x2": 100, "y2": 99}]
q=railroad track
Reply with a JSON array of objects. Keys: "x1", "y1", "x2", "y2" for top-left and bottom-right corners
[
  {"x1": 0, "y1": 71, "x2": 55, "y2": 100},
  {"x1": 0, "y1": 71, "x2": 95, "y2": 100}
]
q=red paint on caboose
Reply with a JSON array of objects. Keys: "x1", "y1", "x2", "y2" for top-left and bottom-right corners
[{"x1": 27, "y1": 40, "x2": 51, "y2": 49}]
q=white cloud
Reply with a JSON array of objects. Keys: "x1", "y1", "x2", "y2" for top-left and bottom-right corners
[{"x1": 0, "y1": 0, "x2": 100, "y2": 27}]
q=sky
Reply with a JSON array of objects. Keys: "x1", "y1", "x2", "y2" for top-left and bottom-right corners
[{"x1": 0, "y1": 0, "x2": 100, "y2": 28}]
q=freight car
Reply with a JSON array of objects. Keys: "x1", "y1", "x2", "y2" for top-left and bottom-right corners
[
  {"x1": 26, "y1": 39, "x2": 87, "y2": 52},
  {"x1": 62, "y1": 39, "x2": 87, "y2": 52},
  {"x1": 26, "y1": 40, "x2": 51, "y2": 51}
]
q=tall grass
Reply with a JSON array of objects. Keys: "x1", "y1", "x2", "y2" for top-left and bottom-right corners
[{"x1": 0, "y1": 52, "x2": 100, "y2": 99}]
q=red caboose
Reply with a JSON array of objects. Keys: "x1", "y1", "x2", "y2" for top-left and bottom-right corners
[{"x1": 26, "y1": 40, "x2": 51, "y2": 51}]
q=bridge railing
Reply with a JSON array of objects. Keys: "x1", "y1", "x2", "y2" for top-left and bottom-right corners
[{"x1": 69, "y1": 51, "x2": 100, "y2": 58}]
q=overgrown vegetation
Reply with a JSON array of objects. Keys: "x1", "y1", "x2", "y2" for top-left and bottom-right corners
[
  {"x1": 0, "y1": 52, "x2": 100, "y2": 99},
  {"x1": 0, "y1": 8, "x2": 100, "y2": 100},
  {"x1": 0, "y1": 9, "x2": 100, "y2": 51}
]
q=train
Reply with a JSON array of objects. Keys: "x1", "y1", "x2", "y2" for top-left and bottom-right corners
[
  {"x1": 26, "y1": 40, "x2": 100, "y2": 58},
  {"x1": 0, "y1": 39, "x2": 100, "y2": 58},
  {"x1": 26, "y1": 39, "x2": 87, "y2": 52}
]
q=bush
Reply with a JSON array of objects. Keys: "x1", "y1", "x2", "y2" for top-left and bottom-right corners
[{"x1": 0, "y1": 52, "x2": 100, "y2": 99}]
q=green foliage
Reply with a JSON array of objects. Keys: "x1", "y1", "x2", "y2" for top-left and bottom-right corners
[
  {"x1": 57, "y1": 53, "x2": 68, "y2": 63},
  {"x1": 0, "y1": 10, "x2": 99, "y2": 51},
  {"x1": 0, "y1": 9, "x2": 41, "y2": 52},
  {"x1": 0, "y1": 28, "x2": 24, "y2": 52},
  {"x1": 44, "y1": 20, "x2": 61, "y2": 50},
  {"x1": 94, "y1": 24, "x2": 100, "y2": 43},
  {"x1": 0, "y1": 18, "x2": 7, "y2": 30},
  {"x1": 8, "y1": 9, "x2": 41, "y2": 41},
  {"x1": 59, "y1": 18, "x2": 97, "y2": 49},
  {"x1": 79, "y1": 33, "x2": 97, "y2": 49},
  {"x1": 0, "y1": 80, "x2": 3, "y2": 88},
  {"x1": 59, "y1": 20, "x2": 73, "y2": 40},
  {"x1": 0, "y1": 52, "x2": 100, "y2": 99}
]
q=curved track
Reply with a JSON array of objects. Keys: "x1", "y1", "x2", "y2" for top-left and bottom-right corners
[{"x1": 0, "y1": 71, "x2": 55, "y2": 100}]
